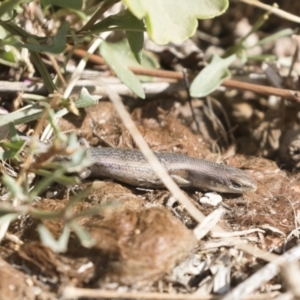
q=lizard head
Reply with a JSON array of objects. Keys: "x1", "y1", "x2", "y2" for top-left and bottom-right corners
[
  {"x1": 210, "y1": 168, "x2": 257, "y2": 193},
  {"x1": 192, "y1": 165, "x2": 257, "y2": 194}
]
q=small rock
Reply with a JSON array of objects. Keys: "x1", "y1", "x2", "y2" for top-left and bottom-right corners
[{"x1": 199, "y1": 192, "x2": 222, "y2": 207}]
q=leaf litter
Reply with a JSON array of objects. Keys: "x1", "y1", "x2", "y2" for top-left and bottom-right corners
[{"x1": 2, "y1": 1, "x2": 300, "y2": 299}]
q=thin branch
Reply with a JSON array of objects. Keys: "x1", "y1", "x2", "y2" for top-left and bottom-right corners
[
  {"x1": 61, "y1": 286, "x2": 278, "y2": 300},
  {"x1": 239, "y1": 0, "x2": 300, "y2": 23},
  {"x1": 68, "y1": 46, "x2": 300, "y2": 103},
  {"x1": 104, "y1": 82, "x2": 214, "y2": 226}
]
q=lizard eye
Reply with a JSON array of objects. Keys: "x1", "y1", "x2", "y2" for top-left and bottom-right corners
[{"x1": 230, "y1": 180, "x2": 242, "y2": 189}]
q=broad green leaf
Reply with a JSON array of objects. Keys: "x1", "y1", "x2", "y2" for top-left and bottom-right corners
[
  {"x1": 123, "y1": 0, "x2": 228, "y2": 44},
  {"x1": 41, "y1": 0, "x2": 82, "y2": 10},
  {"x1": 190, "y1": 54, "x2": 236, "y2": 98},
  {"x1": 101, "y1": 39, "x2": 158, "y2": 82},
  {"x1": 89, "y1": 9, "x2": 145, "y2": 34},
  {"x1": 100, "y1": 41, "x2": 145, "y2": 98}
]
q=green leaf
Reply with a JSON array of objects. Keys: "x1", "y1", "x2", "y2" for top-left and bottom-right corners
[
  {"x1": 29, "y1": 208, "x2": 61, "y2": 220},
  {"x1": 89, "y1": 9, "x2": 145, "y2": 34},
  {"x1": 253, "y1": 28, "x2": 293, "y2": 48},
  {"x1": 100, "y1": 41, "x2": 145, "y2": 98},
  {"x1": 33, "y1": 169, "x2": 78, "y2": 185},
  {"x1": 1, "y1": 175, "x2": 25, "y2": 201},
  {"x1": 190, "y1": 54, "x2": 236, "y2": 98},
  {"x1": 0, "y1": 48, "x2": 18, "y2": 67},
  {"x1": 102, "y1": 39, "x2": 158, "y2": 82},
  {"x1": 30, "y1": 51, "x2": 57, "y2": 93},
  {"x1": 0, "y1": 208, "x2": 19, "y2": 218},
  {"x1": 41, "y1": 0, "x2": 82, "y2": 10},
  {"x1": 0, "y1": 139, "x2": 25, "y2": 159},
  {"x1": 92, "y1": 9, "x2": 145, "y2": 64},
  {"x1": 0, "y1": 0, "x2": 27, "y2": 19},
  {"x1": 0, "y1": 19, "x2": 34, "y2": 39},
  {"x1": 74, "y1": 88, "x2": 100, "y2": 108},
  {"x1": 0, "y1": 213, "x2": 19, "y2": 241},
  {"x1": 247, "y1": 54, "x2": 277, "y2": 62},
  {"x1": 0, "y1": 105, "x2": 43, "y2": 127},
  {"x1": 38, "y1": 224, "x2": 70, "y2": 253},
  {"x1": 15, "y1": 22, "x2": 68, "y2": 54},
  {"x1": 126, "y1": 30, "x2": 143, "y2": 64},
  {"x1": 70, "y1": 221, "x2": 95, "y2": 248},
  {"x1": 29, "y1": 169, "x2": 65, "y2": 200},
  {"x1": 0, "y1": 89, "x2": 99, "y2": 128},
  {"x1": 123, "y1": 0, "x2": 228, "y2": 44}
]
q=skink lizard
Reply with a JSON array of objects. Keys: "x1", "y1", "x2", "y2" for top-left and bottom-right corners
[{"x1": 84, "y1": 147, "x2": 257, "y2": 194}]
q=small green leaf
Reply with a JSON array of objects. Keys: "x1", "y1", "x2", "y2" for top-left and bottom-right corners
[
  {"x1": 8, "y1": 123, "x2": 19, "y2": 141},
  {"x1": 0, "y1": 213, "x2": 19, "y2": 241},
  {"x1": 0, "y1": 105, "x2": 43, "y2": 127},
  {"x1": 30, "y1": 52, "x2": 57, "y2": 93},
  {"x1": 247, "y1": 54, "x2": 277, "y2": 62},
  {"x1": 70, "y1": 221, "x2": 95, "y2": 248},
  {"x1": 253, "y1": 28, "x2": 293, "y2": 48},
  {"x1": 1, "y1": 175, "x2": 25, "y2": 200},
  {"x1": 75, "y1": 88, "x2": 100, "y2": 108},
  {"x1": 38, "y1": 224, "x2": 70, "y2": 253},
  {"x1": 0, "y1": 139, "x2": 25, "y2": 159},
  {"x1": 89, "y1": 9, "x2": 145, "y2": 34},
  {"x1": 30, "y1": 169, "x2": 64, "y2": 200},
  {"x1": 15, "y1": 22, "x2": 68, "y2": 54},
  {"x1": 126, "y1": 30, "x2": 143, "y2": 64},
  {"x1": 29, "y1": 208, "x2": 61, "y2": 220},
  {"x1": 0, "y1": 19, "x2": 34, "y2": 39},
  {"x1": 190, "y1": 54, "x2": 236, "y2": 98},
  {"x1": 41, "y1": 0, "x2": 82, "y2": 10},
  {"x1": 0, "y1": 0, "x2": 27, "y2": 19},
  {"x1": 90, "y1": 10, "x2": 145, "y2": 64},
  {"x1": 65, "y1": 188, "x2": 92, "y2": 210},
  {"x1": 100, "y1": 41, "x2": 145, "y2": 98},
  {"x1": 0, "y1": 49, "x2": 18, "y2": 67},
  {"x1": 33, "y1": 169, "x2": 78, "y2": 185},
  {"x1": 0, "y1": 89, "x2": 99, "y2": 129}
]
